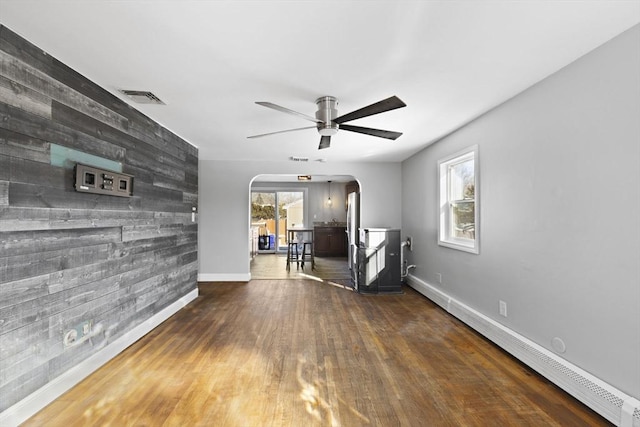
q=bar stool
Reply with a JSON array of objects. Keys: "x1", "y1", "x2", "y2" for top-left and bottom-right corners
[
  {"x1": 286, "y1": 241, "x2": 299, "y2": 271},
  {"x1": 300, "y1": 241, "x2": 313, "y2": 269}
]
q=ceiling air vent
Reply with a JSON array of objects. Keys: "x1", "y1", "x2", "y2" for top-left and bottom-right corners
[
  {"x1": 289, "y1": 156, "x2": 309, "y2": 162},
  {"x1": 120, "y1": 90, "x2": 165, "y2": 105}
]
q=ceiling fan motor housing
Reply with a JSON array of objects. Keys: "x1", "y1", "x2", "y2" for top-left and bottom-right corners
[{"x1": 315, "y1": 96, "x2": 339, "y2": 136}]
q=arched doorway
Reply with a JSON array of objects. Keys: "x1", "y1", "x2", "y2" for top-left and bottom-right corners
[{"x1": 248, "y1": 174, "x2": 360, "y2": 280}]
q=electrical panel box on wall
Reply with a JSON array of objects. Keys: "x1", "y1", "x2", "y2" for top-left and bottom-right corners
[{"x1": 74, "y1": 163, "x2": 133, "y2": 197}]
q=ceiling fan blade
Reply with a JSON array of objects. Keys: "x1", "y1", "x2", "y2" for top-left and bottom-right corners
[
  {"x1": 339, "y1": 124, "x2": 403, "y2": 140},
  {"x1": 318, "y1": 135, "x2": 331, "y2": 150},
  {"x1": 256, "y1": 101, "x2": 322, "y2": 123},
  {"x1": 247, "y1": 126, "x2": 316, "y2": 139},
  {"x1": 333, "y1": 95, "x2": 406, "y2": 124}
]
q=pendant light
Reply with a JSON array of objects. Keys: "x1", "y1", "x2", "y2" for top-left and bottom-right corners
[{"x1": 327, "y1": 180, "x2": 332, "y2": 206}]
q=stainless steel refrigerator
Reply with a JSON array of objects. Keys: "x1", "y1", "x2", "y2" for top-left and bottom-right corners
[{"x1": 346, "y1": 192, "x2": 360, "y2": 288}]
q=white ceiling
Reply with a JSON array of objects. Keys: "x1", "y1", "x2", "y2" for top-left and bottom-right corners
[{"x1": 2, "y1": 1, "x2": 639, "y2": 163}]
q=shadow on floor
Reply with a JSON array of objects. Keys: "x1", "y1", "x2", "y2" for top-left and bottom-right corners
[{"x1": 250, "y1": 254, "x2": 352, "y2": 285}]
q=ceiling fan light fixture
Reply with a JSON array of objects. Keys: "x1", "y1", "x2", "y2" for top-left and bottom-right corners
[{"x1": 318, "y1": 124, "x2": 338, "y2": 136}]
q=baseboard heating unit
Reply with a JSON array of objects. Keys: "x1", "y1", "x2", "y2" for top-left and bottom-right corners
[{"x1": 406, "y1": 275, "x2": 640, "y2": 427}]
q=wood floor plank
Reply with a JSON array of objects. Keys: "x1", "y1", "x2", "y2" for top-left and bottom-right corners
[{"x1": 22, "y1": 279, "x2": 610, "y2": 426}]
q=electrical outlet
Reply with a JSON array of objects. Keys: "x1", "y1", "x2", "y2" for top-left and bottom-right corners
[
  {"x1": 499, "y1": 300, "x2": 508, "y2": 317},
  {"x1": 64, "y1": 320, "x2": 92, "y2": 347},
  {"x1": 436, "y1": 273, "x2": 442, "y2": 284},
  {"x1": 63, "y1": 329, "x2": 78, "y2": 347}
]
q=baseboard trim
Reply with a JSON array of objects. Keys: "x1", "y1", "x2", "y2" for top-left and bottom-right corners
[
  {"x1": 198, "y1": 273, "x2": 250, "y2": 282},
  {"x1": 0, "y1": 288, "x2": 199, "y2": 427},
  {"x1": 406, "y1": 274, "x2": 640, "y2": 427}
]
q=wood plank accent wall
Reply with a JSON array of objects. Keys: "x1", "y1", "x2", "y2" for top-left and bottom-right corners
[{"x1": 0, "y1": 25, "x2": 198, "y2": 411}]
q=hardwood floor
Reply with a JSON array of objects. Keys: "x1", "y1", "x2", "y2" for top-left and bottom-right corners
[
  {"x1": 250, "y1": 253, "x2": 352, "y2": 281},
  {"x1": 23, "y1": 280, "x2": 610, "y2": 426}
]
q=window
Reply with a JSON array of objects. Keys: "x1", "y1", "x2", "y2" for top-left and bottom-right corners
[{"x1": 438, "y1": 145, "x2": 479, "y2": 254}]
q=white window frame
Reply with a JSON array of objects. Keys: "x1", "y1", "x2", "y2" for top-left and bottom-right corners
[{"x1": 438, "y1": 145, "x2": 479, "y2": 254}]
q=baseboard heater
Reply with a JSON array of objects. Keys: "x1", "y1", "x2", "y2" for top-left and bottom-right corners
[{"x1": 406, "y1": 275, "x2": 640, "y2": 427}]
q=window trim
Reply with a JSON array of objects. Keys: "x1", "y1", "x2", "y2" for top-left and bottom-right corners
[{"x1": 437, "y1": 145, "x2": 480, "y2": 254}]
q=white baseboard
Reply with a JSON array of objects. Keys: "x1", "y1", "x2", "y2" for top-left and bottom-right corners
[
  {"x1": 198, "y1": 273, "x2": 250, "y2": 282},
  {"x1": 405, "y1": 274, "x2": 640, "y2": 427},
  {"x1": 0, "y1": 288, "x2": 199, "y2": 427}
]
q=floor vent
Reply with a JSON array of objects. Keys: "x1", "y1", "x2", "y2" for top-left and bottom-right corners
[
  {"x1": 119, "y1": 90, "x2": 165, "y2": 105},
  {"x1": 407, "y1": 275, "x2": 640, "y2": 427}
]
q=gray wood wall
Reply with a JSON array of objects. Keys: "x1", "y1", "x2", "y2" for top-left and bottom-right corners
[{"x1": 0, "y1": 25, "x2": 198, "y2": 411}]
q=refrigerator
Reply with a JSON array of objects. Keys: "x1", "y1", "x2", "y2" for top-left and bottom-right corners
[
  {"x1": 346, "y1": 192, "x2": 360, "y2": 287},
  {"x1": 355, "y1": 228, "x2": 402, "y2": 294}
]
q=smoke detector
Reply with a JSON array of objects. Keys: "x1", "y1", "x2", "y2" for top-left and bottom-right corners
[
  {"x1": 120, "y1": 90, "x2": 165, "y2": 105},
  {"x1": 289, "y1": 156, "x2": 309, "y2": 162}
]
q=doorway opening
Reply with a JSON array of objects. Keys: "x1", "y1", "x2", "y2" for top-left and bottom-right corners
[{"x1": 249, "y1": 174, "x2": 360, "y2": 281}]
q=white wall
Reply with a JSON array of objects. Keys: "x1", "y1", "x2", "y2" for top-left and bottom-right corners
[
  {"x1": 199, "y1": 160, "x2": 401, "y2": 280},
  {"x1": 402, "y1": 25, "x2": 640, "y2": 398}
]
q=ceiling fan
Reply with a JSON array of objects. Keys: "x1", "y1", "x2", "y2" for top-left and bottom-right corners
[{"x1": 248, "y1": 95, "x2": 406, "y2": 150}]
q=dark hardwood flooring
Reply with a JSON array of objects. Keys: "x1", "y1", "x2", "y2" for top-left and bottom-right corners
[{"x1": 23, "y1": 278, "x2": 609, "y2": 426}]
